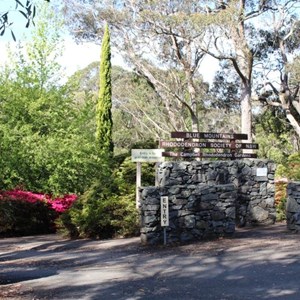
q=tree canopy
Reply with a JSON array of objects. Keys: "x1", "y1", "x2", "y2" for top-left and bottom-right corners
[{"x1": 63, "y1": 0, "x2": 300, "y2": 144}]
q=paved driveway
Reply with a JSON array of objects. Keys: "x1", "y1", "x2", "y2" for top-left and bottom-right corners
[{"x1": 0, "y1": 223, "x2": 299, "y2": 300}]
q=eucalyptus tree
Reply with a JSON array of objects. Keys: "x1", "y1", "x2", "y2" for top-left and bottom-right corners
[
  {"x1": 63, "y1": 0, "x2": 209, "y2": 133},
  {"x1": 63, "y1": 0, "x2": 300, "y2": 142},
  {"x1": 255, "y1": 2, "x2": 300, "y2": 139},
  {"x1": 198, "y1": 0, "x2": 300, "y2": 142},
  {"x1": 68, "y1": 62, "x2": 177, "y2": 151}
]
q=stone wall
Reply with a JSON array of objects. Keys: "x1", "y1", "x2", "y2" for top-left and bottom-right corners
[
  {"x1": 158, "y1": 159, "x2": 276, "y2": 226},
  {"x1": 140, "y1": 159, "x2": 276, "y2": 245},
  {"x1": 140, "y1": 184, "x2": 236, "y2": 245},
  {"x1": 286, "y1": 182, "x2": 300, "y2": 232}
]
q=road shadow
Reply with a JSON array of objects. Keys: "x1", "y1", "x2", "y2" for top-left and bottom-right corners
[{"x1": 0, "y1": 222, "x2": 299, "y2": 299}]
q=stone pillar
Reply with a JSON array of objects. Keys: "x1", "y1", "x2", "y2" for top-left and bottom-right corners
[{"x1": 286, "y1": 182, "x2": 300, "y2": 232}]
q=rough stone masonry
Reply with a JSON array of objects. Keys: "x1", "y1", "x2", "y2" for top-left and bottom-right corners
[
  {"x1": 140, "y1": 159, "x2": 276, "y2": 245},
  {"x1": 286, "y1": 181, "x2": 300, "y2": 232}
]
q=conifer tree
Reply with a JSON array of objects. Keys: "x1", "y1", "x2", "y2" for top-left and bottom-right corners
[{"x1": 96, "y1": 24, "x2": 114, "y2": 157}]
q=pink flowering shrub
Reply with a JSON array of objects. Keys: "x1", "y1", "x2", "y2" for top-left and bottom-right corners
[
  {"x1": 0, "y1": 189, "x2": 77, "y2": 237},
  {"x1": 1, "y1": 190, "x2": 50, "y2": 203},
  {"x1": 48, "y1": 194, "x2": 78, "y2": 213},
  {"x1": 0, "y1": 189, "x2": 77, "y2": 213}
]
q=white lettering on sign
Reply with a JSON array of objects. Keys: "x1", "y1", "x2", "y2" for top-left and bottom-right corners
[
  {"x1": 186, "y1": 132, "x2": 201, "y2": 139},
  {"x1": 161, "y1": 196, "x2": 169, "y2": 227},
  {"x1": 160, "y1": 141, "x2": 207, "y2": 148},
  {"x1": 203, "y1": 133, "x2": 233, "y2": 139},
  {"x1": 131, "y1": 149, "x2": 165, "y2": 162}
]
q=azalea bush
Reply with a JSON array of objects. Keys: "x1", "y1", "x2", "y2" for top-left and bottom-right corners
[{"x1": 0, "y1": 189, "x2": 77, "y2": 237}]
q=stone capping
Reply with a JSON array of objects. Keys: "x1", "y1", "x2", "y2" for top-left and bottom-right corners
[
  {"x1": 140, "y1": 159, "x2": 276, "y2": 245},
  {"x1": 286, "y1": 181, "x2": 300, "y2": 232}
]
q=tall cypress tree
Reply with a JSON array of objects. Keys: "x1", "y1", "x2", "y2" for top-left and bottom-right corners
[{"x1": 96, "y1": 24, "x2": 114, "y2": 157}]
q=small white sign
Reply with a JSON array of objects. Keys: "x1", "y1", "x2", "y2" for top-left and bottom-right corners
[
  {"x1": 131, "y1": 149, "x2": 165, "y2": 163},
  {"x1": 161, "y1": 196, "x2": 169, "y2": 227},
  {"x1": 256, "y1": 167, "x2": 268, "y2": 177}
]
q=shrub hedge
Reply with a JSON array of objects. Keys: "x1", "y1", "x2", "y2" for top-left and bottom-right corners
[{"x1": 0, "y1": 190, "x2": 77, "y2": 237}]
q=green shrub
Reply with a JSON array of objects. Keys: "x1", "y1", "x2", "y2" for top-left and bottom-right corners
[
  {"x1": 58, "y1": 181, "x2": 139, "y2": 239},
  {"x1": 0, "y1": 199, "x2": 57, "y2": 237},
  {"x1": 286, "y1": 152, "x2": 300, "y2": 180},
  {"x1": 274, "y1": 152, "x2": 300, "y2": 221},
  {"x1": 276, "y1": 197, "x2": 287, "y2": 222},
  {"x1": 276, "y1": 152, "x2": 300, "y2": 181},
  {"x1": 57, "y1": 161, "x2": 140, "y2": 239},
  {"x1": 58, "y1": 149, "x2": 156, "y2": 239}
]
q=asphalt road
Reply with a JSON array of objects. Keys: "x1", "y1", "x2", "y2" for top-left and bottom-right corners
[{"x1": 0, "y1": 223, "x2": 300, "y2": 300}]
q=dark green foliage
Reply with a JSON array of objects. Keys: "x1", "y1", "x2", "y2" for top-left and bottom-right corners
[
  {"x1": 258, "y1": 108, "x2": 292, "y2": 138},
  {"x1": 280, "y1": 152, "x2": 300, "y2": 181},
  {"x1": 275, "y1": 152, "x2": 300, "y2": 180},
  {"x1": 1, "y1": 1, "x2": 50, "y2": 41},
  {"x1": 58, "y1": 175, "x2": 139, "y2": 239},
  {"x1": 276, "y1": 197, "x2": 287, "y2": 222},
  {"x1": 96, "y1": 24, "x2": 113, "y2": 156},
  {"x1": 255, "y1": 108, "x2": 294, "y2": 164},
  {"x1": 0, "y1": 199, "x2": 57, "y2": 237},
  {"x1": 210, "y1": 61, "x2": 241, "y2": 112},
  {"x1": 275, "y1": 181, "x2": 288, "y2": 222},
  {"x1": 58, "y1": 146, "x2": 157, "y2": 239},
  {"x1": 0, "y1": 8, "x2": 103, "y2": 195}
]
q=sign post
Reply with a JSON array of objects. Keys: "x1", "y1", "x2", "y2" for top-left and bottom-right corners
[
  {"x1": 131, "y1": 149, "x2": 165, "y2": 208},
  {"x1": 161, "y1": 196, "x2": 169, "y2": 245},
  {"x1": 136, "y1": 162, "x2": 142, "y2": 209}
]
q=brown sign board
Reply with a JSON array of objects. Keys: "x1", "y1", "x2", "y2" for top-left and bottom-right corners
[
  {"x1": 171, "y1": 132, "x2": 248, "y2": 140},
  {"x1": 162, "y1": 152, "x2": 257, "y2": 159},
  {"x1": 159, "y1": 140, "x2": 259, "y2": 150}
]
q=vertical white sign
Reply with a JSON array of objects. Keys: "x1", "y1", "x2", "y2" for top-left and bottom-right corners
[{"x1": 161, "y1": 196, "x2": 169, "y2": 226}]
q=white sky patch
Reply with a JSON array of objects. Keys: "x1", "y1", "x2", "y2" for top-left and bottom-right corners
[
  {"x1": 200, "y1": 56, "x2": 219, "y2": 83},
  {"x1": 58, "y1": 39, "x2": 101, "y2": 77},
  {"x1": 0, "y1": 37, "x2": 218, "y2": 84},
  {"x1": 0, "y1": 38, "x2": 128, "y2": 78}
]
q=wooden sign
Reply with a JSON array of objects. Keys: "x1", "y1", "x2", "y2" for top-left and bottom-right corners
[
  {"x1": 159, "y1": 140, "x2": 259, "y2": 150},
  {"x1": 171, "y1": 132, "x2": 248, "y2": 140},
  {"x1": 162, "y1": 152, "x2": 257, "y2": 159}
]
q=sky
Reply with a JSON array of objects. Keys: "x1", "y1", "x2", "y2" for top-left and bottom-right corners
[
  {"x1": 0, "y1": 0, "x2": 219, "y2": 82},
  {"x1": 0, "y1": 0, "x2": 121, "y2": 77}
]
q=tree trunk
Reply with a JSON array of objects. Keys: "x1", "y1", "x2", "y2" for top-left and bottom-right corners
[
  {"x1": 186, "y1": 71, "x2": 199, "y2": 133},
  {"x1": 240, "y1": 84, "x2": 252, "y2": 143}
]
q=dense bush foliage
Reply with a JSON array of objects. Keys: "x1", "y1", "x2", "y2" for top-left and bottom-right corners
[
  {"x1": 255, "y1": 109, "x2": 294, "y2": 165},
  {"x1": 0, "y1": 6, "x2": 103, "y2": 196},
  {"x1": 274, "y1": 152, "x2": 300, "y2": 222},
  {"x1": 58, "y1": 153, "x2": 156, "y2": 239},
  {"x1": 276, "y1": 152, "x2": 300, "y2": 180},
  {"x1": 0, "y1": 190, "x2": 77, "y2": 237},
  {"x1": 0, "y1": 199, "x2": 56, "y2": 237},
  {"x1": 274, "y1": 181, "x2": 288, "y2": 222}
]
